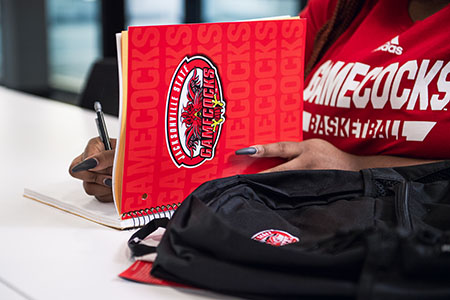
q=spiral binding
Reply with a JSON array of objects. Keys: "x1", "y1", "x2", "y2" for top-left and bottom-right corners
[{"x1": 121, "y1": 203, "x2": 181, "y2": 228}]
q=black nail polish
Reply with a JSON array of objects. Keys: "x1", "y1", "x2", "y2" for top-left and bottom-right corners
[
  {"x1": 104, "y1": 178, "x2": 112, "y2": 187},
  {"x1": 235, "y1": 147, "x2": 257, "y2": 155},
  {"x1": 71, "y1": 158, "x2": 98, "y2": 173}
]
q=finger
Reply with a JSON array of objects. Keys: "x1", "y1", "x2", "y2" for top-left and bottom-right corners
[
  {"x1": 70, "y1": 149, "x2": 115, "y2": 174},
  {"x1": 95, "y1": 166, "x2": 113, "y2": 175},
  {"x1": 71, "y1": 165, "x2": 112, "y2": 185},
  {"x1": 89, "y1": 149, "x2": 115, "y2": 171},
  {"x1": 83, "y1": 182, "x2": 113, "y2": 202},
  {"x1": 74, "y1": 167, "x2": 113, "y2": 176},
  {"x1": 69, "y1": 153, "x2": 84, "y2": 175},
  {"x1": 69, "y1": 137, "x2": 116, "y2": 175},
  {"x1": 244, "y1": 142, "x2": 303, "y2": 159},
  {"x1": 70, "y1": 157, "x2": 99, "y2": 173},
  {"x1": 69, "y1": 159, "x2": 112, "y2": 182}
]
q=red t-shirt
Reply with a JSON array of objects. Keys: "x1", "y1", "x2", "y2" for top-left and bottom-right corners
[{"x1": 300, "y1": 0, "x2": 450, "y2": 159}]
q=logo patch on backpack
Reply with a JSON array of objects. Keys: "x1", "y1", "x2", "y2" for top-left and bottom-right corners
[
  {"x1": 251, "y1": 229, "x2": 299, "y2": 246},
  {"x1": 165, "y1": 55, "x2": 226, "y2": 168}
]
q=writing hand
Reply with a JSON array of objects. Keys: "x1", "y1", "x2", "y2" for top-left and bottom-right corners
[{"x1": 69, "y1": 137, "x2": 116, "y2": 202}]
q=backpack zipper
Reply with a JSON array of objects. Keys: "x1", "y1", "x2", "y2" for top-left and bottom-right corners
[{"x1": 395, "y1": 181, "x2": 413, "y2": 231}]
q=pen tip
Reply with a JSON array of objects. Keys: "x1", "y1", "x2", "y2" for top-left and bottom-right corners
[{"x1": 94, "y1": 101, "x2": 102, "y2": 112}]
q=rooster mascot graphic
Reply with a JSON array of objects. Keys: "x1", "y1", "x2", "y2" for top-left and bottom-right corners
[
  {"x1": 180, "y1": 68, "x2": 224, "y2": 159},
  {"x1": 166, "y1": 55, "x2": 226, "y2": 168}
]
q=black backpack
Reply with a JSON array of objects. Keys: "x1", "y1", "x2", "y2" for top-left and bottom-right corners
[{"x1": 129, "y1": 161, "x2": 450, "y2": 299}]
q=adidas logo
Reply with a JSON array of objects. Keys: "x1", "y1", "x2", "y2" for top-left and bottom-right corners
[{"x1": 374, "y1": 36, "x2": 403, "y2": 55}]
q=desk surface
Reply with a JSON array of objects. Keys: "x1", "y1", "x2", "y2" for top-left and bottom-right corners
[{"x1": 0, "y1": 86, "x2": 235, "y2": 300}]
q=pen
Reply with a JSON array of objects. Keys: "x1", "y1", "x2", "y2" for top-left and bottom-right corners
[{"x1": 94, "y1": 101, "x2": 112, "y2": 150}]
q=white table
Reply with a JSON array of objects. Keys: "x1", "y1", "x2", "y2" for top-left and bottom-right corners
[{"x1": 0, "y1": 86, "x2": 235, "y2": 300}]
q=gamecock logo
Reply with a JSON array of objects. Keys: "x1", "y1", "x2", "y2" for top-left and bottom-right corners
[
  {"x1": 165, "y1": 55, "x2": 226, "y2": 168},
  {"x1": 251, "y1": 229, "x2": 300, "y2": 247}
]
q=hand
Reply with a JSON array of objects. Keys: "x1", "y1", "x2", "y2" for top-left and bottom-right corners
[
  {"x1": 69, "y1": 137, "x2": 116, "y2": 202},
  {"x1": 236, "y1": 139, "x2": 360, "y2": 172},
  {"x1": 236, "y1": 138, "x2": 440, "y2": 172},
  {"x1": 253, "y1": 139, "x2": 362, "y2": 172}
]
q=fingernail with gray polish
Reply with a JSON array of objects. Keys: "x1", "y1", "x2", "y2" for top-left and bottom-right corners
[
  {"x1": 71, "y1": 158, "x2": 98, "y2": 173},
  {"x1": 103, "y1": 178, "x2": 112, "y2": 187},
  {"x1": 235, "y1": 147, "x2": 257, "y2": 155}
]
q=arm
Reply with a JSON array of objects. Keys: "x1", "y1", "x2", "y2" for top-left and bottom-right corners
[{"x1": 238, "y1": 139, "x2": 441, "y2": 172}]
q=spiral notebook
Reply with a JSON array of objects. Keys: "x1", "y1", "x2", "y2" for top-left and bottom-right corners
[
  {"x1": 23, "y1": 181, "x2": 166, "y2": 229},
  {"x1": 25, "y1": 17, "x2": 305, "y2": 230}
]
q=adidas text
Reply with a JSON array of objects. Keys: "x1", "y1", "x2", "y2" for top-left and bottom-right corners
[{"x1": 377, "y1": 42, "x2": 403, "y2": 55}]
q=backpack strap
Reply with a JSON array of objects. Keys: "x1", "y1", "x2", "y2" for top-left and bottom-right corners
[{"x1": 128, "y1": 217, "x2": 170, "y2": 257}]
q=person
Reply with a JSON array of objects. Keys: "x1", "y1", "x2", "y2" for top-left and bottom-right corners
[
  {"x1": 245, "y1": 0, "x2": 450, "y2": 172},
  {"x1": 70, "y1": 0, "x2": 450, "y2": 201}
]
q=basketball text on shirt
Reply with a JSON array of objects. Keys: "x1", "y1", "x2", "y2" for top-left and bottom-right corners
[{"x1": 303, "y1": 59, "x2": 449, "y2": 141}]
